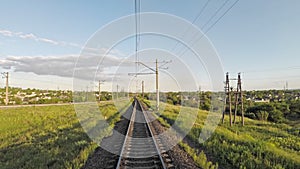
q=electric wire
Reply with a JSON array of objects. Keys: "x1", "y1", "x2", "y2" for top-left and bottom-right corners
[
  {"x1": 170, "y1": 0, "x2": 212, "y2": 52},
  {"x1": 177, "y1": 0, "x2": 240, "y2": 57}
]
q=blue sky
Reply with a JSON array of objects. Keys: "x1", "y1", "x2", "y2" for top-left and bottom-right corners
[{"x1": 0, "y1": 0, "x2": 300, "y2": 91}]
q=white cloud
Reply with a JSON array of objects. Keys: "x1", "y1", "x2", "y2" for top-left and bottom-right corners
[
  {"x1": 0, "y1": 28, "x2": 80, "y2": 47},
  {"x1": 19, "y1": 33, "x2": 37, "y2": 40},
  {"x1": 0, "y1": 52, "x2": 133, "y2": 81},
  {"x1": 0, "y1": 29, "x2": 14, "y2": 37},
  {"x1": 39, "y1": 38, "x2": 59, "y2": 45}
]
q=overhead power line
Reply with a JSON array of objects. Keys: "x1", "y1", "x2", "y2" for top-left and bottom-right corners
[
  {"x1": 134, "y1": 0, "x2": 141, "y2": 94},
  {"x1": 174, "y1": 0, "x2": 230, "y2": 54},
  {"x1": 200, "y1": 0, "x2": 231, "y2": 31},
  {"x1": 203, "y1": 0, "x2": 240, "y2": 35},
  {"x1": 177, "y1": 0, "x2": 240, "y2": 57},
  {"x1": 171, "y1": 0, "x2": 212, "y2": 51},
  {"x1": 242, "y1": 66, "x2": 300, "y2": 73},
  {"x1": 244, "y1": 75, "x2": 300, "y2": 81}
]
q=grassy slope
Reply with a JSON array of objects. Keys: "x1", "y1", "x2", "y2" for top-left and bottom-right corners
[
  {"x1": 147, "y1": 100, "x2": 300, "y2": 169},
  {"x1": 0, "y1": 101, "x2": 129, "y2": 169}
]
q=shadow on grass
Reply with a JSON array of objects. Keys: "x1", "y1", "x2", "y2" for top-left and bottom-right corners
[
  {"x1": 0, "y1": 122, "x2": 92, "y2": 169},
  {"x1": 82, "y1": 103, "x2": 134, "y2": 169}
]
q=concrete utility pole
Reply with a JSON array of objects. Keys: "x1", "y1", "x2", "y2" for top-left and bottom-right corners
[
  {"x1": 3, "y1": 72, "x2": 9, "y2": 105},
  {"x1": 156, "y1": 59, "x2": 159, "y2": 111},
  {"x1": 117, "y1": 84, "x2": 119, "y2": 100},
  {"x1": 142, "y1": 80, "x2": 144, "y2": 98},
  {"x1": 199, "y1": 85, "x2": 202, "y2": 107},
  {"x1": 86, "y1": 86, "x2": 89, "y2": 102},
  {"x1": 2, "y1": 72, "x2": 9, "y2": 105},
  {"x1": 98, "y1": 80, "x2": 104, "y2": 102},
  {"x1": 128, "y1": 59, "x2": 171, "y2": 112},
  {"x1": 99, "y1": 81, "x2": 101, "y2": 101}
]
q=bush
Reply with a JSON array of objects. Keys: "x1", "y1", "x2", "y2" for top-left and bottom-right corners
[
  {"x1": 257, "y1": 111, "x2": 269, "y2": 121},
  {"x1": 268, "y1": 109, "x2": 284, "y2": 123},
  {"x1": 246, "y1": 112, "x2": 257, "y2": 119}
]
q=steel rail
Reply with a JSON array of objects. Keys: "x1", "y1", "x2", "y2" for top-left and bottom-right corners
[
  {"x1": 116, "y1": 101, "x2": 137, "y2": 169},
  {"x1": 137, "y1": 99, "x2": 167, "y2": 169}
]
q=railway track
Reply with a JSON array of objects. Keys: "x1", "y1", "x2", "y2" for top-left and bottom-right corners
[
  {"x1": 116, "y1": 98, "x2": 174, "y2": 169},
  {"x1": 82, "y1": 99, "x2": 175, "y2": 169}
]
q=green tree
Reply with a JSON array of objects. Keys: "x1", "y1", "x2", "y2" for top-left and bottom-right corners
[
  {"x1": 246, "y1": 103, "x2": 274, "y2": 120},
  {"x1": 268, "y1": 109, "x2": 284, "y2": 123},
  {"x1": 288, "y1": 100, "x2": 300, "y2": 120},
  {"x1": 256, "y1": 111, "x2": 269, "y2": 121}
]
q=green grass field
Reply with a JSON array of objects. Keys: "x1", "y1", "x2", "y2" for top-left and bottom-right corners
[
  {"x1": 145, "y1": 100, "x2": 300, "y2": 169},
  {"x1": 0, "y1": 101, "x2": 129, "y2": 169},
  {"x1": 1, "y1": 99, "x2": 299, "y2": 169}
]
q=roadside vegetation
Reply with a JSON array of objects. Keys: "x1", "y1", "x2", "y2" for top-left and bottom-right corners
[
  {"x1": 144, "y1": 90, "x2": 300, "y2": 124},
  {"x1": 0, "y1": 101, "x2": 129, "y2": 169},
  {"x1": 143, "y1": 99, "x2": 300, "y2": 169}
]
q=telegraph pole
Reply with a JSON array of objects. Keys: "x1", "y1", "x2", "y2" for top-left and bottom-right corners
[
  {"x1": 222, "y1": 72, "x2": 233, "y2": 126},
  {"x1": 223, "y1": 72, "x2": 244, "y2": 126},
  {"x1": 229, "y1": 87, "x2": 233, "y2": 126},
  {"x1": 117, "y1": 84, "x2": 119, "y2": 100},
  {"x1": 99, "y1": 81, "x2": 101, "y2": 101},
  {"x1": 156, "y1": 59, "x2": 159, "y2": 111},
  {"x1": 232, "y1": 73, "x2": 244, "y2": 126},
  {"x1": 198, "y1": 85, "x2": 201, "y2": 108},
  {"x1": 86, "y1": 86, "x2": 89, "y2": 102},
  {"x1": 142, "y1": 80, "x2": 144, "y2": 98},
  {"x1": 2, "y1": 72, "x2": 9, "y2": 105},
  {"x1": 222, "y1": 72, "x2": 230, "y2": 124},
  {"x1": 98, "y1": 80, "x2": 104, "y2": 102},
  {"x1": 233, "y1": 85, "x2": 239, "y2": 124},
  {"x1": 238, "y1": 73, "x2": 244, "y2": 126},
  {"x1": 128, "y1": 59, "x2": 171, "y2": 111}
]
